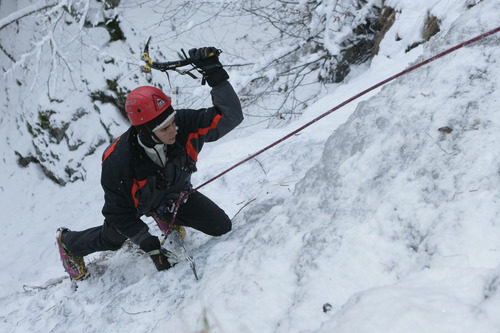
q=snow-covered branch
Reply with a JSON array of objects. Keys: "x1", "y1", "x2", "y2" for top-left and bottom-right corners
[
  {"x1": 0, "y1": 0, "x2": 58, "y2": 31},
  {"x1": 234, "y1": 0, "x2": 388, "y2": 121}
]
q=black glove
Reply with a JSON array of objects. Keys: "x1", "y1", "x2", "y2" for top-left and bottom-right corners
[
  {"x1": 139, "y1": 235, "x2": 173, "y2": 271},
  {"x1": 189, "y1": 47, "x2": 229, "y2": 87}
]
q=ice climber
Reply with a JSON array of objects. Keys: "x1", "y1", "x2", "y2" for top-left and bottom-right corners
[{"x1": 56, "y1": 47, "x2": 243, "y2": 280}]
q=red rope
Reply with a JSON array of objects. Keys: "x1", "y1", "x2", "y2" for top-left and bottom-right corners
[
  {"x1": 194, "y1": 25, "x2": 500, "y2": 191},
  {"x1": 165, "y1": 26, "x2": 500, "y2": 231}
]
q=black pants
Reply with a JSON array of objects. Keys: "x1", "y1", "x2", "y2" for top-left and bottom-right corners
[{"x1": 63, "y1": 191, "x2": 231, "y2": 257}]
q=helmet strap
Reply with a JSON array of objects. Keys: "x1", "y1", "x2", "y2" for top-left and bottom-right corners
[
  {"x1": 151, "y1": 132, "x2": 163, "y2": 145},
  {"x1": 137, "y1": 128, "x2": 163, "y2": 148}
]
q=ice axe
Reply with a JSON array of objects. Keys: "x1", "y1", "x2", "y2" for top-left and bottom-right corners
[{"x1": 140, "y1": 36, "x2": 221, "y2": 82}]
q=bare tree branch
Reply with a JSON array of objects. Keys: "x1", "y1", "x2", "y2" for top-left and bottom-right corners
[
  {"x1": 0, "y1": 0, "x2": 58, "y2": 31},
  {"x1": 0, "y1": 43, "x2": 15, "y2": 62}
]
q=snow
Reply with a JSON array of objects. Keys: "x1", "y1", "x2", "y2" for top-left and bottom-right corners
[
  {"x1": 1, "y1": 0, "x2": 500, "y2": 332},
  {"x1": 0, "y1": 1, "x2": 57, "y2": 29}
]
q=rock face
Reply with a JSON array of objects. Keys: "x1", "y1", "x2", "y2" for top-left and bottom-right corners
[{"x1": 329, "y1": 5, "x2": 397, "y2": 83}]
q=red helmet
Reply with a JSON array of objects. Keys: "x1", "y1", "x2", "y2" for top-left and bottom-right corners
[{"x1": 125, "y1": 86, "x2": 172, "y2": 126}]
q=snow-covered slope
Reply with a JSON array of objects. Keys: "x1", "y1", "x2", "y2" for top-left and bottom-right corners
[
  {"x1": 285, "y1": 4, "x2": 500, "y2": 330},
  {"x1": 1, "y1": 1, "x2": 499, "y2": 332}
]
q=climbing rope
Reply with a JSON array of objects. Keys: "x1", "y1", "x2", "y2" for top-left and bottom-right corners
[{"x1": 167, "y1": 25, "x2": 500, "y2": 231}]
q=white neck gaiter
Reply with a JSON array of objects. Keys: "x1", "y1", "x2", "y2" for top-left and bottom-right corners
[{"x1": 137, "y1": 136, "x2": 167, "y2": 167}]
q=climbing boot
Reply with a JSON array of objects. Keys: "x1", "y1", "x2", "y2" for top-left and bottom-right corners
[{"x1": 56, "y1": 228, "x2": 87, "y2": 280}]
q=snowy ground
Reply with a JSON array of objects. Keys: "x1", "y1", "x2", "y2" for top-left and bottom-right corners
[{"x1": 1, "y1": 1, "x2": 500, "y2": 332}]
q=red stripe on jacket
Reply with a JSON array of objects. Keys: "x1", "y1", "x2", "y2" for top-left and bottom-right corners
[
  {"x1": 131, "y1": 178, "x2": 147, "y2": 208},
  {"x1": 186, "y1": 114, "x2": 223, "y2": 162},
  {"x1": 102, "y1": 136, "x2": 121, "y2": 165}
]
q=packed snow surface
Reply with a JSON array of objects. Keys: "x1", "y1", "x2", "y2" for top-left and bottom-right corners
[{"x1": 0, "y1": 1, "x2": 499, "y2": 332}]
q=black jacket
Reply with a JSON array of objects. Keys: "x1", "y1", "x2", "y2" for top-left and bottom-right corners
[{"x1": 100, "y1": 81, "x2": 243, "y2": 244}]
